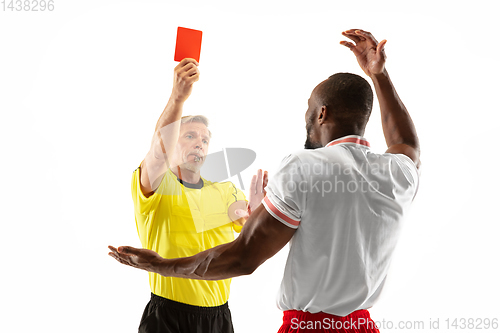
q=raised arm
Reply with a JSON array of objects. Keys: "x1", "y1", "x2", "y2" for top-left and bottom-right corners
[
  {"x1": 341, "y1": 29, "x2": 420, "y2": 168},
  {"x1": 140, "y1": 58, "x2": 200, "y2": 197}
]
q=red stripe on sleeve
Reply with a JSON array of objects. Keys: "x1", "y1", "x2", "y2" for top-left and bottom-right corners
[{"x1": 264, "y1": 196, "x2": 300, "y2": 226}]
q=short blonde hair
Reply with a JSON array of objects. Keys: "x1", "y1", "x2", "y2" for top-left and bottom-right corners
[{"x1": 180, "y1": 115, "x2": 212, "y2": 138}]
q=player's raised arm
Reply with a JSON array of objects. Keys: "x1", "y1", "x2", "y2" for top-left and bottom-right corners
[
  {"x1": 140, "y1": 58, "x2": 200, "y2": 197},
  {"x1": 341, "y1": 29, "x2": 420, "y2": 168}
]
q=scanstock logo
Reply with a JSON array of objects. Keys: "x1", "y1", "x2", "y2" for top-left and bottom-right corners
[{"x1": 200, "y1": 148, "x2": 256, "y2": 190}]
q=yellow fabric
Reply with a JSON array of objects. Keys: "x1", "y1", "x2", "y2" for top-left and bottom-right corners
[{"x1": 131, "y1": 166, "x2": 246, "y2": 306}]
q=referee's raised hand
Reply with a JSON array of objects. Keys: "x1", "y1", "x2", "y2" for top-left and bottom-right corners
[
  {"x1": 235, "y1": 169, "x2": 268, "y2": 219},
  {"x1": 172, "y1": 58, "x2": 200, "y2": 103}
]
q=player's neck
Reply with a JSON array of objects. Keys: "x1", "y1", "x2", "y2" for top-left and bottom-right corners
[
  {"x1": 320, "y1": 125, "x2": 365, "y2": 146},
  {"x1": 171, "y1": 166, "x2": 201, "y2": 184}
]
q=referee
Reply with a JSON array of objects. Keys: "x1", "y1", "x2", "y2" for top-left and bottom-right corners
[{"x1": 127, "y1": 58, "x2": 267, "y2": 332}]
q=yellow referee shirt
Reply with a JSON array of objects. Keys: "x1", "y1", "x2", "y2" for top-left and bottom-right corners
[{"x1": 131, "y1": 166, "x2": 246, "y2": 307}]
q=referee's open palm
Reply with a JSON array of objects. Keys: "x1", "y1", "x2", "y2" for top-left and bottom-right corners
[{"x1": 235, "y1": 169, "x2": 268, "y2": 218}]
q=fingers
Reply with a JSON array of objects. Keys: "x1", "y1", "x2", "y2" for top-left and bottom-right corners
[
  {"x1": 250, "y1": 169, "x2": 268, "y2": 194},
  {"x1": 377, "y1": 39, "x2": 387, "y2": 55},
  {"x1": 108, "y1": 245, "x2": 142, "y2": 271},
  {"x1": 340, "y1": 40, "x2": 362, "y2": 58},
  {"x1": 340, "y1": 40, "x2": 356, "y2": 50},
  {"x1": 118, "y1": 245, "x2": 139, "y2": 255},
  {"x1": 255, "y1": 169, "x2": 263, "y2": 194},
  {"x1": 177, "y1": 63, "x2": 200, "y2": 80},
  {"x1": 342, "y1": 29, "x2": 379, "y2": 47},
  {"x1": 176, "y1": 58, "x2": 199, "y2": 68},
  {"x1": 353, "y1": 29, "x2": 379, "y2": 46},
  {"x1": 234, "y1": 209, "x2": 250, "y2": 219},
  {"x1": 183, "y1": 58, "x2": 199, "y2": 66},
  {"x1": 111, "y1": 254, "x2": 136, "y2": 269},
  {"x1": 109, "y1": 245, "x2": 130, "y2": 258},
  {"x1": 262, "y1": 171, "x2": 268, "y2": 194},
  {"x1": 108, "y1": 246, "x2": 131, "y2": 264},
  {"x1": 174, "y1": 59, "x2": 200, "y2": 82},
  {"x1": 186, "y1": 72, "x2": 200, "y2": 85},
  {"x1": 249, "y1": 174, "x2": 257, "y2": 194},
  {"x1": 109, "y1": 245, "x2": 138, "y2": 256},
  {"x1": 342, "y1": 30, "x2": 363, "y2": 43}
]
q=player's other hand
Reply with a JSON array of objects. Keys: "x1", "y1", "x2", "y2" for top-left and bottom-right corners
[
  {"x1": 235, "y1": 169, "x2": 268, "y2": 219},
  {"x1": 172, "y1": 58, "x2": 200, "y2": 103},
  {"x1": 340, "y1": 29, "x2": 387, "y2": 77},
  {"x1": 108, "y1": 245, "x2": 163, "y2": 274}
]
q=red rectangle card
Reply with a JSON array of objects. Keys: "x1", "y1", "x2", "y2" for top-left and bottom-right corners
[{"x1": 174, "y1": 27, "x2": 203, "y2": 62}]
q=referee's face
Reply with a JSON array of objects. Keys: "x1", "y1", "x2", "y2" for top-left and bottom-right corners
[{"x1": 173, "y1": 122, "x2": 210, "y2": 173}]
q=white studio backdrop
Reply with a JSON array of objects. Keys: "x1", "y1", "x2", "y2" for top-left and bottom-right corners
[{"x1": 1, "y1": 0, "x2": 499, "y2": 332}]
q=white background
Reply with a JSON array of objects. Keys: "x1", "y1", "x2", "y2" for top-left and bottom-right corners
[{"x1": 1, "y1": 0, "x2": 499, "y2": 332}]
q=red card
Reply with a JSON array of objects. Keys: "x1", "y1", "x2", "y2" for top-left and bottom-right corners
[{"x1": 174, "y1": 27, "x2": 203, "y2": 63}]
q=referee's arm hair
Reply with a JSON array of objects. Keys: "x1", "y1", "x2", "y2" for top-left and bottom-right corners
[{"x1": 108, "y1": 203, "x2": 295, "y2": 280}]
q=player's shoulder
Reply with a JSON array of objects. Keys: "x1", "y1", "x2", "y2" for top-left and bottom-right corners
[
  {"x1": 371, "y1": 151, "x2": 418, "y2": 170},
  {"x1": 367, "y1": 151, "x2": 420, "y2": 186},
  {"x1": 278, "y1": 149, "x2": 310, "y2": 164},
  {"x1": 286, "y1": 146, "x2": 346, "y2": 165}
]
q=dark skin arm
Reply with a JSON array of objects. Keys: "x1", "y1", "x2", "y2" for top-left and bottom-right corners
[
  {"x1": 341, "y1": 29, "x2": 421, "y2": 168},
  {"x1": 109, "y1": 204, "x2": 296, "y2": 280}
]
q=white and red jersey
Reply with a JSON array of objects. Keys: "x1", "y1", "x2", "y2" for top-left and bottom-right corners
[{"x1": 263, "y1": 135, "x2": 419, "y2": 316}]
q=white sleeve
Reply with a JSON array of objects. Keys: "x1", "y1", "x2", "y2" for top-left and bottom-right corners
[
  {"x1": 390, "y1": 153, "x2": 420, "y2": 201},
  {"x1": 262, "y1": 154, "x2": 306, "y2": 229}
]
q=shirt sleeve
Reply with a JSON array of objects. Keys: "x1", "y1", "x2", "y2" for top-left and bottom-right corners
[
  {"x1": 226, "y1": 182, "x2": 247, "y2": 207},
  {"x1": 387, "y1": 153, "x2": 420, "y2": 201},
  {"x1": 131, "y1": 166, "x2": 163, "y2": 215},
  {"x1": 262, "y1": 154, "x2": 306, "y2": 229}
]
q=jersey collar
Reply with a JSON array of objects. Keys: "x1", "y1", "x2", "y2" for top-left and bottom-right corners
[
  {"x1": 325, "y1": 135, "x2": 370, "y2": 148},
  {"x1": 177, "y1": 177, "x2": 204, "y2": 189}
]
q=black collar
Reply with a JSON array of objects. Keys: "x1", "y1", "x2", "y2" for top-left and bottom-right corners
[{"x1": 177, "y1": 177, "x2": 204, "y2": 189}]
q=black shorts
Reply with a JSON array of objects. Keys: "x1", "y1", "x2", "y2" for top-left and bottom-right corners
[{"x1": 138, "y1": 293, "x2": 234, "y2": 333}]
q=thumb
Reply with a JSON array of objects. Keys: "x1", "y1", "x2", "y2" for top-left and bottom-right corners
[
  {"x1": 234, "y1": 209, "x2": 249, "y2": 219},
  {"x1": 377, "y1": 39, "x2": 387, "y2": 54}
]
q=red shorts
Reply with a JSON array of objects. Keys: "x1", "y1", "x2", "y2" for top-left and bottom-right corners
[{"x1": 278, "y1": 309, "x2": 380, "y2": 333}]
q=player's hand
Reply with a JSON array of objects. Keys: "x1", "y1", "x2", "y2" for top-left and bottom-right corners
[
  {"x1": 172, "y1": 58, "x2": 200, "y2": 103},
  {"x1": 235, "y1": 169, "x2": 268, "y2": 219},
  {"x1": 340, "y1": 29, "x2": 387, "y2": 77},
  {"x1": 108, "y1": 245, "x2": 163, "y2": 274}
]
